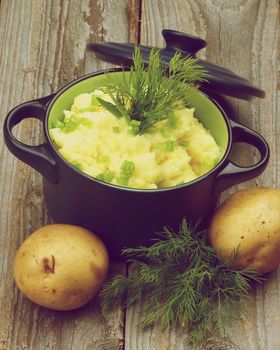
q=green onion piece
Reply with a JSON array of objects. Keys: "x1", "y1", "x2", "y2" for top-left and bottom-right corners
[
  {"x1": 117, "y1": 160, "x2": 136, "y2": 186},
  {"x1": 157, "y1": 140, "x2": 175, "y2": 152},
  {"x1": 176, "y1": 180, "x2": 185, "y2": 186},
  {"x1": 104, "y1": 171, "x2": 114, "y2": 182},
  {"x1": 53, "y1": 120, "x2": 65, "y2": 129},
  {"x1": 63, "y1": 116, "x2": 80, "y2": 133},
  {"x1": 96, "y1": 170, "x2": 115, "y2": 183},
  {"x1": 96, "y1": 173, "x2": 105, "y2": 181},
  {"x1": 130, "y1": 120, "x2": 141, "y2": 127},
  {"x1": 166, "y1": 140, "x2": 175, "y2": 152},
  {"x1": 168, "y1": 114, "x2": 177, "y2": 128},
  {"x1": 127, "y1": 129, "x2": 134, "y2": 136},
  {"x1": 178, "y1": 140, "x2": 189, "y2": 148},
  {"x1": 160, "y1": 128, "x2": 171, "y2": 137},
  {"x1": 117, "y1": 175, "x2": 129, "y2": 186},
  {"x1": 97, "y1": 155, "x2": 110, "y2": 163},
  {"x1": 63, "y1": 115, "x2": 93, "y2": 133},
  {"x1": 130, "y1": 120, "x2": 141, "y2": 135},
  {"x1": 120, "y1": 160, "x2": 135, "y2": 177},
  {"x1": 71, "y1": 161, "x2": 83, "y2": 170},
  {"x1": 112, "y1": 126, "x2": 120, "y2": 134}
]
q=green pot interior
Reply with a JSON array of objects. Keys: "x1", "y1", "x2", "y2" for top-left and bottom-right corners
[{"x1": 48, "y1": 71, "x2": 229, "y2": 159}]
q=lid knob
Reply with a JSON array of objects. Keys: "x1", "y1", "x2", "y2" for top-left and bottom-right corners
[{"x1": 162, "y1": 29, "x2": 207, "y2": 55}]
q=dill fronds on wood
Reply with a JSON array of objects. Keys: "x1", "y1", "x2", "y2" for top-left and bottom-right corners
[{"x1": 100, "y1": 219, "x2": 263, "y2": 345}]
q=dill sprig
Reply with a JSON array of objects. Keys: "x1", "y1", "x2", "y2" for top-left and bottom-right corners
[
  {"x1": 98, "y1": 46, "x2": 207, "y2": 134},
  {"x1": 100, "y1": 219, "x2": 263, "y2": 345}
]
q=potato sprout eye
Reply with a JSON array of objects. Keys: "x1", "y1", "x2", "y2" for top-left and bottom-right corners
[{"x1": 42, "y1": 255, "x2": 55, "y2": 273}]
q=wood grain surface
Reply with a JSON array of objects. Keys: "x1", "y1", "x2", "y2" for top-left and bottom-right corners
[
  {"x1": 0, "y1": 0, "x2": 279, "y2": 349},
  {"x1": 131, "y1": 1, "x2": 279, "y2": 349},
  {"x1": 0, "y1": 1, "x2": 138, "y2": 349}
]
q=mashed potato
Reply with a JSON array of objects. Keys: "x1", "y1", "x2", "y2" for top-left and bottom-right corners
[{"x1": 49, "y1": 90, "x2": 221, "y2": 189}]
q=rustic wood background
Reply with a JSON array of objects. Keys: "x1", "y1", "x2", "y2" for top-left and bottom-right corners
[{"x1": 0, "y1": 0, "x2": 278, "y2": 349}]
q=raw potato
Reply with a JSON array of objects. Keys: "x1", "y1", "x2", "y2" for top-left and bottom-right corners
[
  {"x1": 209, "y1": 187, "x2": 280, "y2": 273},
  {"x1": 13, "y1": 224, "x2": 109, "y2": 310}
]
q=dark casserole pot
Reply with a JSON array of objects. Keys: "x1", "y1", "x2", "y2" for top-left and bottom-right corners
[{"x1": 3, "y1": 69, "x2": 269, "y2": 259}]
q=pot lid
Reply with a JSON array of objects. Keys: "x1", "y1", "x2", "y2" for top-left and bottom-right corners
[{"x1": 87, "y1": 29, "x2": 265, "y2": 100}]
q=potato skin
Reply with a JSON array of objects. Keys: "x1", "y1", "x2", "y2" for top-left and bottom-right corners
[
  {"x1": 13, "y1": 224, "x2": 109, "y2": 310},
  {"x1": 208, "y1": 188, "x2": 280, "y2": 273}
]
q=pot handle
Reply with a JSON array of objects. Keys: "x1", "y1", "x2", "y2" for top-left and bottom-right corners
[
  {"x1": 214, "y1": 119, "x2": 269, "y2": 194},
  {"x1": 3, "y1": 95, "x2": 59, "y2": 184}
]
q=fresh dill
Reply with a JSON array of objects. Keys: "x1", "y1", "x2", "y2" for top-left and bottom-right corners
[
  {"x1": 98, "y1": 46, "x2": 207, "y2": 134},
  {"x1": 100, "y1": 219, "x2": 263, "y2": 345}
]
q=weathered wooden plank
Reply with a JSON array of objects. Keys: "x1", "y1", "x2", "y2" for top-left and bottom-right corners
[
  {"x1": 0, "y1": 0, "x2": 139, "y2": 349},
  {"x1": 125, "y1": 1, "x2": 279, "y2": 349}
]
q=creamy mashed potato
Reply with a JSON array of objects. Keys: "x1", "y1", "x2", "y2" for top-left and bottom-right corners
[{"x1": 49, "y1": 90, "x2": 221, "y2": 189}]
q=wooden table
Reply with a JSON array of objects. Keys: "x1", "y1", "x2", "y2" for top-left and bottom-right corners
[{"x1": 0, "y1": 1, "x2": 279, "y2": 349}]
